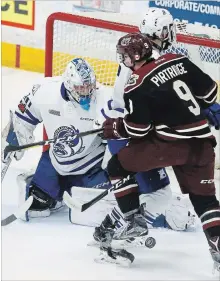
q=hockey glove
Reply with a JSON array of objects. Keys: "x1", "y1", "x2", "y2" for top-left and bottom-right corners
[
  {"x1": 2, "y1": 112, "x2": 35, "y2": 163},
  {"x1": 103, "y1": 118, "x2": 128, "y2": 139},
  {"x1": 203, "y1": 102, "x2": 220, "y2": 130}
]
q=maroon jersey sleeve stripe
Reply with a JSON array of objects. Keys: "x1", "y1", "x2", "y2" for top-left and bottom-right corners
[
  {"x1": 123, "y1": 119, "x2": 152, "y2": 138},
  {"x1": 195, "y1": 82, "x2": 218, "y2": 104}
]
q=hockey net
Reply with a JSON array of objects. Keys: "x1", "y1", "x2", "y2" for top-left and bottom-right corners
[{"x1": 45, "y1": 12, "x2": 220, "y2": 169}]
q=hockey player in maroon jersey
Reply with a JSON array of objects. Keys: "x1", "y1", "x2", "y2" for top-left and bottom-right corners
[{"x1": 101, "y1": 33, "x2": 220, "y2": 268}]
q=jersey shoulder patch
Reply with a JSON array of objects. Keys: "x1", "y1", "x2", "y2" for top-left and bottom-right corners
[
  {"x1": 124, "y1": 53, "x2": 186, "y2": 93},
  {"x1": 125, "y1": 74, "x2": 139, "y2": 88}
]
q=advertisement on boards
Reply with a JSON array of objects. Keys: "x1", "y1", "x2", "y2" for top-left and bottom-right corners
[
  {"x1": 1, "y1": 0, "x2": 35, "y2": 30},
  {"x1": 149, "y1": 0, "x2": 220, "y2": 28}
]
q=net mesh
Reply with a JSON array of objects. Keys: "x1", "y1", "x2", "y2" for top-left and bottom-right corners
[
  {"x1": 46, "y1": 13, "x2": 220, "y2": 169},
  {"x1": 51, "y1": 19, "x2": 219, "y2": 88},
  {"x1": 52, "y1": 21, "x2": 125, "y2": 86}
]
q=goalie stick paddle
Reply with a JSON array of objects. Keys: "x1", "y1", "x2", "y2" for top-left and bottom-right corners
[
  {"x1": 1, "y1": 111, "x2": 14, "y2": 183},
  {"x1": 63, "y1": 175, "x2": 133, "y2": 212},
  {"x1": 1, "y1": 155, "x2": 12, "y2": 183},
  {"x1": 4, "y1": 128, "x2": 103, "y2": 153},
  {"x1": 1, "y1": 196, "x2": 33, "y2": 226}
]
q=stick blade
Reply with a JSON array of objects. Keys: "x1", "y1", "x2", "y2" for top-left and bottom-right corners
[
  {"x1": 1, "y1": 214, "x2": 17, "y2": 226},
  {"x1": 1, "y1": 196, "x2": 33, "y2": 226},
  {"x1": 81, "y1": 203, "x2": 91, "y2": 212}
]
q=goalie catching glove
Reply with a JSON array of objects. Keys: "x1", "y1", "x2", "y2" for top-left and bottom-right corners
[{"x1": 2, "y1": 111, "x2": 35, "y2": 163}]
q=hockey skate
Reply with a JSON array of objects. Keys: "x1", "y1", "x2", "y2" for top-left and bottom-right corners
[
  {"x1": 93, "y1": 210, "x2": 156, "y2": 249},
  {"x1": 207, "y1": 236, "x2": 220, "y2": 272},
  {"x1": 94, "y1": 224, "x2": 135, "y2": 266},
  {"x1": 113, "y1": 212, "x2": 149, "y2": 240}
]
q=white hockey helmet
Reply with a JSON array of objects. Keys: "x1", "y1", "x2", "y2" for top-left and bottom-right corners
[
  {"x1": 63, "y1": 58, "x2": 96, "y2": 110},
  {"x1": 139, "y1": 7, "x2": 176, "y2": 52}
]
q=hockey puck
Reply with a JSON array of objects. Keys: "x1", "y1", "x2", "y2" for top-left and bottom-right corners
[{"x1": 145, "y1": 237, "x2": 156, "y2": 248}]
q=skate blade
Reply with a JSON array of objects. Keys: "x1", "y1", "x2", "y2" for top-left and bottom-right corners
[
  {"x1": 212, "y1": 262, "x2": 220, "y2": 274},
  {"x1": 88, "y1": 238, "x2": 144, "y2": 249},
  {"x1": 87, "y1": 240, "x2": 100, "y2": 247},
  {"x1": 94, "y1": 251, "x2": 133, "y2": 267},
  {"x1": 88, "y1": 236, "x2": 156, "y2": 249}
]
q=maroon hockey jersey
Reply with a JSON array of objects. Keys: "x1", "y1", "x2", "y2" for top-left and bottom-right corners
[{"x1": 123, "y1": 53, "x2": 218, "y2": 141}]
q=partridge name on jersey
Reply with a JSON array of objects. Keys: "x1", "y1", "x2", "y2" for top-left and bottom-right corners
[{"x1": 151, "y1": 63, "x2": 187, "y2": 87}]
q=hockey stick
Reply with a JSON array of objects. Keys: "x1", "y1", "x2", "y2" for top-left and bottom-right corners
[
  {"x1": 63, "y1": 175, "x2": 133, "y2": 212},
  {"x1": 1, "y1": 154, "x2": 13, "y2": 182},
  {"x1": 4, "y1": 128, "x2": 103, "y2": 153},
  {"x1": 1, "y1": 111, "x2": 15, "y2": 182},
  {"x1": 1, "y1": 196, "x2": 33, "y2": 226}
]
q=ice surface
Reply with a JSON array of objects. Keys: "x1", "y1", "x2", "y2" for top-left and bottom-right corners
[{"x1": 1, "y1": 67, "x2": 220, "y2": 280}]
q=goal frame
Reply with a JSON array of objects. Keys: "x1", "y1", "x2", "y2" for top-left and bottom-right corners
[{"x1": 45, "y1": 12, "x2": 220, "y2": 78}]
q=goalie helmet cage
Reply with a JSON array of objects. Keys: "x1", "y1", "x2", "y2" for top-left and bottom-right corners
[{"x1": 44, "y1": 12, "x2": 220, "y2": 168}]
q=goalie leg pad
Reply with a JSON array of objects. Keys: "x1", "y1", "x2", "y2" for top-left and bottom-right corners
[
  {"x1": 17, "y1": 170, "x2": 64, "y2": 221},
  {"x1": 68, "y1": 162, "x2": 113, "y2": 224},
  {"x1": 17, "y1": 171, "x2": 49, "y2": 221},
  {"x1": 164, "y1": 194, "x2": 196, "y2": 231}
]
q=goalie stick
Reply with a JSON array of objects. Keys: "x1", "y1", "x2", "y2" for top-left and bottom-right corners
[
  {"x1": 1, "y1": 111, "x2": 15, "y2": 183},
  {"x1": 63, "y1": 175, "x2": 133, "y2": 212},
  {"x1": 4, "y1": 128, "x2": 103, "y2": 153},
  {"x1": 1, "y1": 196, "x2": 33, "y2": 226},
  {"x1": 1, "y1": 154, "x2": 13, "y2": 183}
]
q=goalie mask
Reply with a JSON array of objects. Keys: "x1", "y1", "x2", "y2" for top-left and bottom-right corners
[
  {"x1": 63, "y1": 58, "x2": 96, "y2": 111},
  {"x1": 139, "y1": 8, "x2": 176, "y2": 52},
  {"x1": 117, "y1": 33, "x2": 153, "y2": 68}
]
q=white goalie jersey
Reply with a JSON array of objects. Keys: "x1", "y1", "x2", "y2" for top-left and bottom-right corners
[{"x1": 14, "y1": 76, "x2": 107, "y2": 176}]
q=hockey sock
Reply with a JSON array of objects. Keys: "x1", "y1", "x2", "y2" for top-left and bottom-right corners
[
  {"x1": 107, "y1": 154, "x2": 139, "y2": 219},
  {"x1": 189, "y1": 193, "x2": 220, "y2": 237},
  {"x1": 113, "y1": 177, "x2": 140, "y2": 219}
]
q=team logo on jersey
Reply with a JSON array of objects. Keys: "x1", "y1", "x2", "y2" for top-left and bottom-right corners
[
  {"x1": 125, "y1": 74, "x2": 139, "y2": 87},
  {"x1": 53, "y1": 125, "x2": 85, "y2": 158},
  {"x1": 18, "y1": 102, "x2": 26, "y2": 113}
]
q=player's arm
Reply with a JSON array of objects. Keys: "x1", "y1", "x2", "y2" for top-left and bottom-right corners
[
  {"x1": 111, "y1": 64, "x2": 133, "y2": 109},
  {"x1": 123, "y1": 89, "x2": 153, "y2": 138},
  {"x1": 2, "y1": 83, "x2": 43, "y2": 162},
  {"x1": 103, "y1": 85, "x2": 153, "y2": 139},
  {"x1": 185, "y1": 59, "x2": 220, "y2": 129},
  {"x1": 183, "y1": 57, "x2": 218, "y2": 108},
  {"x1": 191, "y1": 67, "x2": 218, "y2": 108}
]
